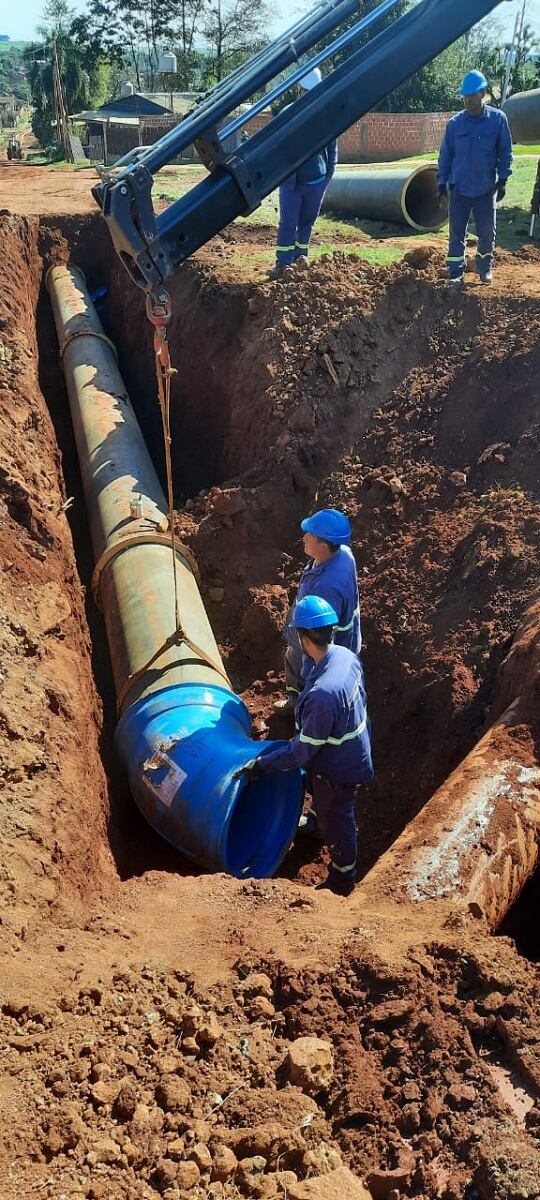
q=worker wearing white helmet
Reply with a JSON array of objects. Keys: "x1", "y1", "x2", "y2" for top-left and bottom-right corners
[{"x1": 268, "y1": 66, "x2": 338, "y2": 280}]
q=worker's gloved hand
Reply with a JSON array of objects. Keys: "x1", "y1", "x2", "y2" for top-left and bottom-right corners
[
  {"x1": 437, "y1": 184, "x2": 447, "y2": 207},
  {"x1": 233, "y1": 759, "x2": 262, "y2": 783},
  {"x1": 496, "y1": 181, "x2": 506, "y2": 203}
]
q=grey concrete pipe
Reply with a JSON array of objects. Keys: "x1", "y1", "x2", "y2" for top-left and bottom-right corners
[
  {"x1": 503, "y1": 88, "x2": 540, "y2": 145},
  {"x1": 46, "y1": 264, "x2": 303, "y2": 876},
  {"x1": 321, "y1": 163, "x2": 447, "y2": 230}
]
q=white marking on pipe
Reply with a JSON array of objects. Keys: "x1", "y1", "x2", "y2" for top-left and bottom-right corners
[{"x1": 406, "y1": 760, "x2": 540, "y2": 901}]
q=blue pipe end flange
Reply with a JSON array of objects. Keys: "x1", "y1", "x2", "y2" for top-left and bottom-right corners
[{"x1": 115, "y1": 683, "x2": 304, "y2": 877}]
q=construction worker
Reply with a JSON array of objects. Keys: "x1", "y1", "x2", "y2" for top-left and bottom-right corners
[
  {"x1": 437, "y1": 69, "x2": 513, "y2": 285},
  {"x1": 268, "y1": 67, "x2": 337, "y2": 279},
  {"x1": 283, "y1": 508, "x2": 361, "y2": 704},
  {"x1": 246, "y1": 595, "x2": 373, "y2": 896}
]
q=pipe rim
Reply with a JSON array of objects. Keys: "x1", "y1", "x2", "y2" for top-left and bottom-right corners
[{"x1": 399, "y1": 163, "x2": 445, "y2": 232}]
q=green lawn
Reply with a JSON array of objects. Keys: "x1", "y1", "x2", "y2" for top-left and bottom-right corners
[{"x1": 22, "y1": 148, "x2": 537, "y2": 263}]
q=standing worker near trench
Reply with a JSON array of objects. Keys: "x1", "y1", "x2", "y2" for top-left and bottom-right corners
[
  {"x1": 241, "y1": 596, "x2": 373, "y2": 896},
  {"x1": 280, "y1": 507, "x2": 362, "y2": 707},
  {"x1": 437, "y1": 69, "x2": 513, "y2": 285},
  {"x1": 267, "y1": 67, "x2": 337, "y2": 280}
]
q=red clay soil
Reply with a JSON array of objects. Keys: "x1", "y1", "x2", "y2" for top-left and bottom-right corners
[
  {"x1": 128, "y1": 242, "x2": 540, "y2": 881},
  {"x1": 0, "y1": 211, "x2": 539, "y2": 1199}
]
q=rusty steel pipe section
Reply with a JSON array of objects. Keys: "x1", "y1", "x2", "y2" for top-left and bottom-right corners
[
  {"x1": 47, "y1": 264, "x2": 303, "y2": 876},
  {"x1": 359, "y1": 595, "x2": 540, "y2": 930}
]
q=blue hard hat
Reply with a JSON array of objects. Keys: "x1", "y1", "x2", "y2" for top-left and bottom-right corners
[
  {"x1": 292, "y1": 595, "x2": 338, "y2": 629},
  {"x1": 460, "y1": 70, "x2": 488, "y2": 96},
  {"x1": 301, "y1": 507, "x2": 351, "y2": 545}
]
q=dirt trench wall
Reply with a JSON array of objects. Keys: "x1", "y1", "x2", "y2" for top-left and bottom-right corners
[{"x1": 0, "y1": 215, "x2": 116, "y2": 950}]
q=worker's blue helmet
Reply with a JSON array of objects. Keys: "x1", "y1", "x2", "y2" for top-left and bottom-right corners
[
  {"x1": 301, "y1": 507, "x2": 351, "y2": 545},
  {"x1": 460, "y1": 70, "x2": 488, "y2": 96},
  {"x1": 293, "y1": 595, "x2": 338, "y2": 629}
]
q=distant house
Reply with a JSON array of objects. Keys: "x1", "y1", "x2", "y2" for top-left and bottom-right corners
[
  {"x1": 71, "y1": 89, "x2": 252, "y2": 166},
  {"x1": 70, "y1": 93, "x2": 174, "y2": 165}
]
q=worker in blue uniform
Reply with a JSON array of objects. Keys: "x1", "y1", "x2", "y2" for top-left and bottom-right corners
[
  {"x1": 282, "y1": 507, "x2": 361, "y2": 704},
  {"x1": 268, "y1": 66, "x2": 338, "y2": 279},
  {"x1": 244, "y1": 596, "x2": 373, "y2": 896},
  {"x1": 437, "y1": 69, "x2": 513, "y2": 285}
]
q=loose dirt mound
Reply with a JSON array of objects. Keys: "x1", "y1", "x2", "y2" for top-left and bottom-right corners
[{"x1": 2, "y1": 936, "x2": 540, "y2": 1199}]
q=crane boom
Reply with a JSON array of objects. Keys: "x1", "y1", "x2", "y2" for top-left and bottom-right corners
[{"x1": 94, "y1": 0, "x2": 505, "y2": 291}]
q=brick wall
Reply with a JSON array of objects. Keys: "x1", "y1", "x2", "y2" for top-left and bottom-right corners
[{"x1": 338, "y1": 112, "x2": 455, "y2": 162}]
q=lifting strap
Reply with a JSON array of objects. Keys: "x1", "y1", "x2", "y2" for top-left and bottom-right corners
[{"x1": 115, "y1": 289, "x2": 231, "y2": 714}]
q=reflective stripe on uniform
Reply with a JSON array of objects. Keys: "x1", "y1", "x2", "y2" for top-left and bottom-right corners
[
  {"x1": 476, "y1": 250, "x2": 492, "y2": 258},
  {"x1": 335, "y1": 605, "x2": 360, "y2": 633},
  {"x1": 446, "y1": 255, "x2": 465, "y2": 263},
  {"x1": 331, "y1": 860, "x2": 356, "y2": 873},
  {"x1": 299, "y1": 714, "x2": 367, "y2": 748},
  {"x1": 276, "y1": 244, "x2": 296, "y2": 251},
  {"x1": 295, "y1": 242, "x2": 309, "y2": 249}
]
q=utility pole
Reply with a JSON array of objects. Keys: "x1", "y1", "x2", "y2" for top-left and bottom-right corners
[
  {"x1": 51, "y1": 40, "x2": 73, "y2": 162},
  {"x1": 501, "y1": 9, "x2": 520, "y2": 105}
]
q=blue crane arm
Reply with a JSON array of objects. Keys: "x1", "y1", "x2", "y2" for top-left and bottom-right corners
[{"x1": 94, "y1": 0, "x2": 504, "y2": 291}]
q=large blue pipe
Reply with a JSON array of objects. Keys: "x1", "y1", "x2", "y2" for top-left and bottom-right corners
[{"x1": 47, "y1": 263, "x2": 303, "y2": 876}]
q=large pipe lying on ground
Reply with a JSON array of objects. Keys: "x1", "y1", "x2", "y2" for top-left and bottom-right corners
[
  {"x1": 503, "y1": 88, "x2": 540, "y2": 145},
  {"x1": 321, "y1": 163, "x2": 448, "y2": 231},
  {"x1": 47, "y1": 263, "x2": 303, "y2": 876},
  {"x1": 359, "y1": 594, "x2": 540, "y2": 930}
]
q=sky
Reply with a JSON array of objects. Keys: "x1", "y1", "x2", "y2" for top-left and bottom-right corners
[{"x1": 1, "y1": 0, "x2": 534, "y2": 45}]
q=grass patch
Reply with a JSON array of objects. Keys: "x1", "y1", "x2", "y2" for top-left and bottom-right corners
[{"x1": 229, "y1": 242, "x2": 404, "y2": 270}]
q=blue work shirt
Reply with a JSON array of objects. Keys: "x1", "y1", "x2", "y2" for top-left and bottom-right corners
[
  {"x1": 285, "y1": 138, "x2": 338, "y2": 187},
  {"x1": 259, "y1": 644, "x2": 373, "y2": 785},
  {"x1": 285, "y1": 545, "x2": 362, "y2": 687},
  {"x1": 437, "y1": 106, "x2": 513, "y2": 198}
]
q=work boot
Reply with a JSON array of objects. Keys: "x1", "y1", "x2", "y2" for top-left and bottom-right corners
[
  {"x1": 480, "y1": 270, "x2": 493, "y2": 285},
  {"x1": 448, "y1": 275, "x2": 464, "y2": 285},
  {"x1": 297, "y1": 810, "x2": 324, "y2": 842},
  {"x1": 315, "y1": 870, "x2": 355, "y2": 897},
  {"x1": 266, "y1": 264, "x2": 285, "y2": 280}
]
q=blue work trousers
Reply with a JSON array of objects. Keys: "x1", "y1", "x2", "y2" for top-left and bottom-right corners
[
  {"x1": 447, "y1": 188, "x2": 496, "y2": 279},
  {"x1": 276, "y1": 179, "x2": 328, "y2": 267},
  {"x1": 310, "y1": 775, "x2": 357, "y2": 889}
]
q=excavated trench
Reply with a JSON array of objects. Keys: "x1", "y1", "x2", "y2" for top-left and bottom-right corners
[
  {"x1": 2, "y1": 213, "x2": 540, "y2": 1200},
  {"x1": 2, "y1": 211, "x2": 540, "y2": 919}
]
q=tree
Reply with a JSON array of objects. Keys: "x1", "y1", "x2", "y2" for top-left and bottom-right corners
[
  {"x1": 37, "y1": 0, "x2": 76, "y2": 38},
  {"x1": 202, "y1": 0, "x2": 276, "y2": 83},
  {"x1": 171, "y1": 0, "x2": 208, "y2": 88},
  {"x1": 27, "y1": 0, "x2": 111, "y2": 148},
  {"x1": 0, "y1": 43, "x2": 31, "y2": 105},
  {"x1": 27, "y1": 36, "x2": 90, "y2": 148},
  {"x1": 73, "y1": 0, "x2": 178, "y2": 91},
  {"x1": 295, "y1": 0, "x2": 539, "y2": 112}
]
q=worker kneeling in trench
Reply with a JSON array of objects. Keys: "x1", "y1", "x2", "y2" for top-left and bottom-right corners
[{"x1": 240, "y1": 596, "x2": 374, "y2": 897}]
